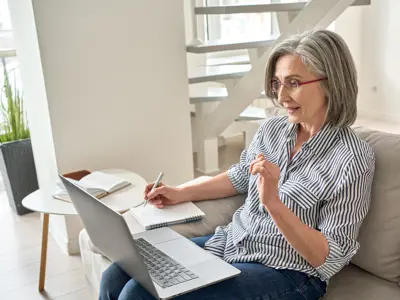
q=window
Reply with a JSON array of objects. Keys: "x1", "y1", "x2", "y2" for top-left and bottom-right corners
[
  {"x1": 206, "y1": 0, "x2": 276, "y2": 41},
  {"x1": 0, "y1": 0, "x2": 20, "y2": 112},
  {"x1": 204, "y1": 0, "x2": 304, "y2": 58},
  {"x1": 0, "y1": 0, "x2": 14, "y2": 50}
]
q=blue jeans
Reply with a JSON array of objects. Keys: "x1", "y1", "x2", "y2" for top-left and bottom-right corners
[{"x1": 99, "y1": 235, "x2": 326, "y2": 300}]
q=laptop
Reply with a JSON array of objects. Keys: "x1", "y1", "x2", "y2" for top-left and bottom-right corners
[{"x1": 60, "y1": 175, "x2": 240, "y2": 299}]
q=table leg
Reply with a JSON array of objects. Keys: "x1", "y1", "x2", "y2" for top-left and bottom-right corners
[{"x1": 39, "y1": 213, "x2": 49, "y2": 292}]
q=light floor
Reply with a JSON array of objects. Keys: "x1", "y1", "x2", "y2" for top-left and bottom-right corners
[
  {"x1": 1, "y1": 117, "x2": 398, "y2": 300},
  {"x1": 0, "y1": 194, "x2": 89, "y2": 300}
]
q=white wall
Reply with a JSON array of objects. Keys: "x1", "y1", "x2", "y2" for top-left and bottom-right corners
[
  {"x1": 9, "y1": 0, "x2": 194, "y2": 254},
  {"x1": 333, "y1": 6, "x2": 365, "y2": 118},
  {"x1": 326, "y1": 2, "x2": 400, "y2": 124},
  {"x1": 356, "y1": 0, "x2": 400, "y2": 122},
  {"x1": 334, "y1": 6, "x2": 363, "y2": 84}
]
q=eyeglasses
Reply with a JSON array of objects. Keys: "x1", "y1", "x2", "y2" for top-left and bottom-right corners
[{"x1": 271, "y1": 77, "x2": 327, "y2": 94}]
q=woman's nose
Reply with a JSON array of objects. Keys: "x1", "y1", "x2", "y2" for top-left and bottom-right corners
[
  {"x1": 277, "y1": 86, "x2": 291, "y2": 103},
  {"x1": 278, "y1": 97, "x2": 290, "y2": 106}
]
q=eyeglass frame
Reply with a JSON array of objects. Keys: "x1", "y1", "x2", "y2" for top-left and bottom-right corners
[{"x1": 270, "y1": 77, "x2": 327, "y2": 94}]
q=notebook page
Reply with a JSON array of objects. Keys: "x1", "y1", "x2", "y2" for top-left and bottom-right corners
[
  {"x1": 79, "y1": 171, "x2": 129, "y2": 192},
  {"x1": 129, "y1": 202, "x2": 205, "y2": 228}
]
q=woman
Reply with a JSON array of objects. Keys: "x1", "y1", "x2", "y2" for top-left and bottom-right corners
[{"x1": 99, "y1": 29, "x2": 375, "y2": 300}]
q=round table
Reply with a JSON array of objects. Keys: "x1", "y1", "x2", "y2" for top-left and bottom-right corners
[{"x1": 22, "y1": 169, "x2": 147, "y2": 292}]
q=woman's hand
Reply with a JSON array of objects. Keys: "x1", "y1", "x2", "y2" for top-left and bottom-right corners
[
  {"x1": 144, "y1": 183, "x2": 187, "y2": 208},
  {"x1": 250, "y1": 154, "x2": 280, "y2": 207}
]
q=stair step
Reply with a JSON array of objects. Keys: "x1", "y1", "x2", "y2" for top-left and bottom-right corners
[
  {"x1": 190, "y1": 87, "x2": 228, "y2": 103},
  {"x1": 236, "y1": 106, "x2": 266, "y2": 121},
  {"x1": 206, "y1": 54, "x2": 250, "y2": 66},
  {"x1": 189, "y1": 64, "x2": 250, "y2": 84},
  {"x1": 189, "y1": 87, "x2": 265, "y2": 104},
  {"x1": 0, "y1": 49, "x2": 17, "y2": 58},
  {"x1": 187, "y1": 37, "x2": 276, "y2": 54},
  {"x1": 195, "y1": 0, "x2": 370, "y2": 15},
  {"x1": 191, "y1": 106, "x2": 266, "y2": 121},
  {"x1": 195, "y1": 2, "x2": 304, "y2": 14}
]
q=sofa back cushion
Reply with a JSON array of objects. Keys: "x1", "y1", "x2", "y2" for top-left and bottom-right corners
[{"x1": 351, "y1": 127, "x2": 400, "y2": 283}]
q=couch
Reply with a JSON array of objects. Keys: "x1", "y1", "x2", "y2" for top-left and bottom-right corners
[{"x1": 79, "y1": 126, "x2": 400, "y2": 299}]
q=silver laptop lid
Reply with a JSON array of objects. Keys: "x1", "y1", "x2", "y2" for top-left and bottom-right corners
[{"x1": 59, "y1": 175, "x2": 159, "y2": 298}]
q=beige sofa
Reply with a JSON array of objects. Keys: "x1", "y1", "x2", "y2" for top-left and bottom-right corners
[{"x1": 79, "y1": 126, "x2": 400, "y2": 299}]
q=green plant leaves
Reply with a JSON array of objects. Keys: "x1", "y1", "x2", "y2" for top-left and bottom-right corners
[{"x1": 0, "y1": 57, "x2": 30, "y2": 143}]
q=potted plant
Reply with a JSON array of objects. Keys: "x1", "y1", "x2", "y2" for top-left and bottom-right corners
[{"x1": 0, "y1": 57, "x2": 38, "y2": 215}]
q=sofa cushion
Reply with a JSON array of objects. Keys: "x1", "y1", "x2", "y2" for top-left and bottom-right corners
[
  {"x1": 324, "y1": 265, "x2": 400, "y2": 300},
  {"x1": 351, "y1": 127, "x2": 400, "y2": 283}
]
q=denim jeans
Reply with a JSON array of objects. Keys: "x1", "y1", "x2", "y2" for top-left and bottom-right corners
[{"x1": 99, "y1": 235, "x2": 326, "y2": 300}]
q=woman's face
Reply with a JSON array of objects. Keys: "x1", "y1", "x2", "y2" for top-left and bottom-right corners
[{"x1": 273, "y1": 54, "x2": 327, "y2": 126}]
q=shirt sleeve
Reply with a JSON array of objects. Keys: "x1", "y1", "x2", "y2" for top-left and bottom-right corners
[
  {"x1": 227, "y1": 124, "x2": 263, "y2": 194},
  {"x1": 315, "y1": 158, "x2": 375, "y2": 281}
]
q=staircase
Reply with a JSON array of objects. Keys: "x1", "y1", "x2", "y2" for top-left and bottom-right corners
[{"x1": 187, "y1": 0, "x2": 371, "y2": 174}]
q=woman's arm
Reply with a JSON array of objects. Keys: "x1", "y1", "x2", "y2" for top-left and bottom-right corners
[
  {"x1": 252, "y1": 155, "x2": 375, "y2": 281},
  {"x1": 264, "y1": 198, "x2": 329, "y2": 268},
  {"x1": 181, "y1": 172, "x2": 239, "y2": 202}
]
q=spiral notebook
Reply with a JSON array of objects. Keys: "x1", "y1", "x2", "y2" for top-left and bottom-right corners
[{"x1": 128, "y1": 202, "x2": 205, "y2": 230}]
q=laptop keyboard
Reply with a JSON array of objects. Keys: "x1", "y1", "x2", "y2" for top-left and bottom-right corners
[{"x1": 135, "y1": 238, "x2": 199, "y2": 288}]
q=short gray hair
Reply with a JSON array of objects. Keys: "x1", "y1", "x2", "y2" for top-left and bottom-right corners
[{"x1": 265, "y1": 29, "x2": 358, "y2": 128}]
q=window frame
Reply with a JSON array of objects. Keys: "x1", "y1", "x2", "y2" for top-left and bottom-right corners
[{"x1": 203, "y1": 0, "x2": 279, "y2": 59}]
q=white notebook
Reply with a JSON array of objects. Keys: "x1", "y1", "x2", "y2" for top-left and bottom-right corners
[
  {"x1": 128, "y1": 202, "x2": 205, "y2": 230},
  {"x1": 53, "y1": 171, "x2": 131, "y2": 202}
]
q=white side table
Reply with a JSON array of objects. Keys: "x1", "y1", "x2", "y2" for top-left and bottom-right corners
[{"x1": 22, "y1": 169, "x2": 147, "y2": 292}]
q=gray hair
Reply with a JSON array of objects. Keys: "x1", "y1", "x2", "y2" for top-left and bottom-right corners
[{"x1": 264, "y1": 29, "x2": 358, "y2": 128}]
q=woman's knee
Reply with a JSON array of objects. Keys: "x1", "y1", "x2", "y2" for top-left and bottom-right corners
[
  {"x1": 118, "y1": 279, "x2": 155, "y2": 300},
  {"x1": 99, "y1": 263, "x2": 131, "y2": 300},
  {"x1": 190, "y1": 234, "x2": 213, "y2": 248}
]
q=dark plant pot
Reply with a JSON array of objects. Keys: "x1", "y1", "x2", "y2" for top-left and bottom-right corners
[{"x1": 0, "y1": 138, "x2": 39, "y2": 215}]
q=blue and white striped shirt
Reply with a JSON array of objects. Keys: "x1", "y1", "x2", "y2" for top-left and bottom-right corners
[{"x1": 204, "y1": 116, "x2": 375, "y2": 281}]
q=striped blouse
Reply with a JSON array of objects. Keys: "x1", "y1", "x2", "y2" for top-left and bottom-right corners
[{"x1": 203, "y1": 116, "x2": 375, "y2": 281}]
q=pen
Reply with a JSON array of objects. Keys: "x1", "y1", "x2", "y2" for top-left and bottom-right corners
[{"x1": 144, "y1": 172, "x2": 164, "y2": 207}]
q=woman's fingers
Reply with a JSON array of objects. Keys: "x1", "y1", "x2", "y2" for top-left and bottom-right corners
[
  {"x1": 252, "y1": 164, "x2": 268, "y2": 177},
  {"x1": 251, "y1": 159, "x2": 264, "y2": 175},
  {"x1": 251, "y1": 158, "x2": 278, "y2": 177},
  {"x1": 149, "y1": 198, "x2": 162, "y2": 205},
  {"x1": 149, "y1": 198, "x2": 164, "y2": 209},
  {"x1": 143, "y1": 182, "x2": 165, "y2": 199},
  {"x1": 250, "y1": 154, "x2": 265, "y2": 173},
  {"x1": 252, "y1": 159, "x2": 274, "y2": 177},
  {"x1": 146, "y1": 186, "x2": 167, "y2": 200},
  {"x1": 143, "y1": 184, "x2": 152, "y2": 199}
]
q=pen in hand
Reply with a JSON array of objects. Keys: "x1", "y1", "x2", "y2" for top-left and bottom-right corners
[{"x1": 144, "y1": 172, "x2": 164, "y2": 207}]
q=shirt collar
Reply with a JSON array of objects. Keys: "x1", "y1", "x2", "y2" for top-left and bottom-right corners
[
  {"x1": 286, "y1": 122, "x2": 298, "y2": 142},
  {"x1": 286, "y1": 120, "x2": 340, "y2": 153}
]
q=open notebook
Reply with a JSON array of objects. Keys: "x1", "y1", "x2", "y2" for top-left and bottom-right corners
[
  {"x1": 128, "y1": 202, "x2": 205, "y2": 230},
  {"x1": 53, "y1": 171, "x2": 131, "y2": 202}
]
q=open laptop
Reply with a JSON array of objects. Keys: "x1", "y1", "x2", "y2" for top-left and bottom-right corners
[{"x1": 60, "y1": 175, "x2": 240, "y2": 299}]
